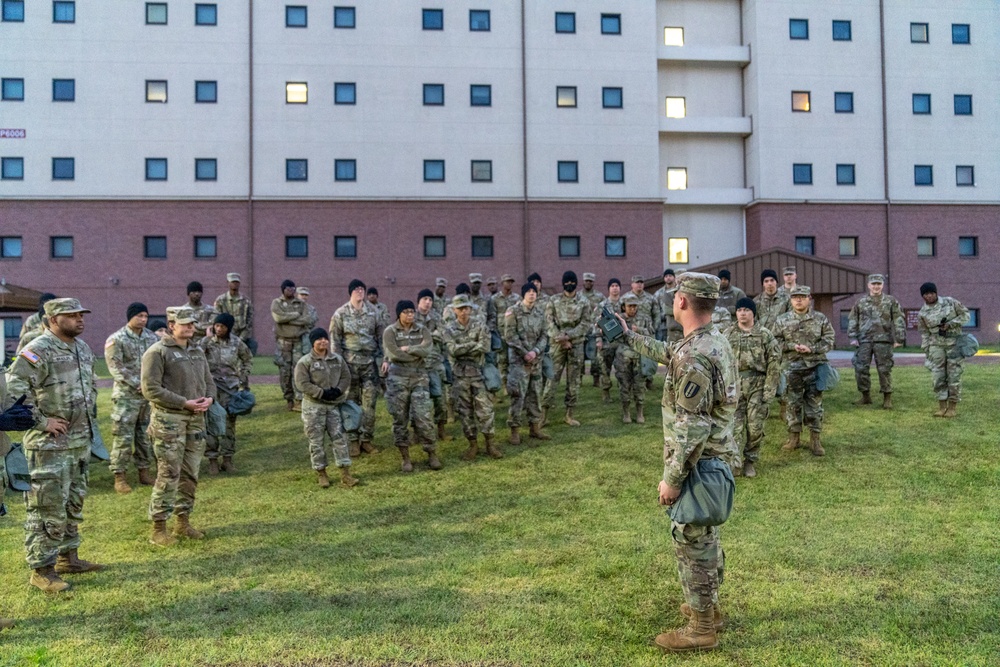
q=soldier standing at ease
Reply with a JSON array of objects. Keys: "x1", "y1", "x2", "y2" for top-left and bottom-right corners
[
  {"x1": 468, "y1": 273, "x2": 497, "y2": 334},
  {"x1": 142, "y1": 307, "x2": 216, "y2": 546},
  {"x1": 296, "y1": 286, "x2": 319, "y2": 357},
  {"x1": 16, "y1": 293, "x2": 56, "y2": 353},
  {"x1": 214, "y1": 272, "x2": 255, "y2": 353},
  {"x1": 433, "y1": 278, "x2": 449, "y2": 314},
  {"x1": 416, "y1": 289, "x2": 449, "y2": 441},
  {"x1": 777, "y1": 266, "x2": 798, "y2": 296},
  {"x1": 271, "y1": 279, "x2": 312, "y2": 411},
  {"x1": 629, "y1": 275, "x2": 662, "y2": 390},
  {"x1": 753, "y1": 270, "x2": 790, "y2": 333},
  {"x1": 848, "y1": 274, "x2": 905, "y2": 409},
  {"x1": 725, "y1": 298, "x2": 780, "y2": 477},
  {"x1": 486, "y1": 276, "x2": 499, "y2": 296},
  {"x1": 7, "y1": 298, "x2": 104, "y2": 592},
  {"x1": 580, "y1": 272, "x2": 605, "y2": 388},
  {"x1": 917, "y1": 283, "x2": 970, "y2": 418},
  {"x1": 614, "y1": 293, "x2": 654, "y2": 423},
  {"x1": 367, "y1": 287, "x2": 392, "y2": 329},
  {"x1": 654, "y1": 270, "x2": 681, "y2": 344},
  {"x1": 201, "y1": 313, "x2": 253, "y2": 474},
  {"x1": 491, "y1": 275, "x2": 519, "y2": 388},
  {"x1": 543, "y1": 271, "x2": 593, "y2": 427},
  {"x1": 504, "y1": 283, "x2": 550, "y2": 445},
  {"x1": 182, "y1": 281, "x2": 216, "y2": 344},
  {"x1": 293, "y1": 328, "x2": 358, "y2": 488},
  {"x1": 596, "y1": 278, "x2": 623, "y2": 403},
  {"x1": 1, "y1": 370, "x2": 36, "y2": 625},
  {"x1": 715, "y1": 270, "x2": 747, "y2": 316},
  {"x1": 772, "y1": 287, "x2": 834, "y2": 456},
  {"x1": 105, "y1": 302, "x2": 158, "y2": 494}
]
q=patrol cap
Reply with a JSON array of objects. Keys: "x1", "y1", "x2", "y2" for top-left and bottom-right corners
[
  {"x1": 790, "y1": 285, "x2": 812, "y2": 297},
  {"x1": 469, "y1": 273, "x2": 483, "y2": 284},
  {"x1": 500, "y1": 274, "x2": 514, "y2": 283},
  {"x1": 296, "y1": 286, "x2": 310, "y2": 296},
  {"x1": 621, "y1": 293, "x2": 639, "y2": 306},
  {"x1": 783, "y1": 266, "x2": 797, "y2": 275},
  {"x1": 451, "y1": 294, "x2": 473, "y2": 309},
  {"x1": 436, "y1": 277, "x2": 448, "y2": 287},
  {"x1": 44, "y1": 298, "x2": 91, "y2": 317},
  {"x1": 867, "y1": 274, "x2": 885, "y2": 284},
  {"x1": 676, "y1": 272, "x2": 721, "y2": 300},
  {"x1": 226, "y1": 272, "x2": 241, "y2": 283},
  {"x1": 631, "y1": 275, "x2": 645, "y2": 283},
  {"x1": 486, "y1": 276, "x2": 497, "y2": 285},
  {"x1": 167, "y1": 306, "x2": 197, "y2": 324},
  {"x1": 583, "y1": 272, "x2": 596, "y2": 282}
]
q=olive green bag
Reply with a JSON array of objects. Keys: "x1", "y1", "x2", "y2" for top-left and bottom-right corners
[{"x1": 667, "y1": 458, "x2": 735, "y2": 527}]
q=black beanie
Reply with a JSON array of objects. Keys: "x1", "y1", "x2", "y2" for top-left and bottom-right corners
[
  {"x1": 417, "y1": 288, "x2": 434, "y2": 301},
  {"x1": 662, "y1": 269, "x2": 675, "y2": 277},
  {"x1": 281, "y1": 279, "x2": 296, "y2": 291},
  {"x1": 214, "y1": 312, "x2": 235, "y2": 331},
  {"x1": 521, "y1": 282, "x2": 537, "y2": 297},
  {"x1": 308, "y1": 327, "x2": 329, "y2": 345},
  {"x1": 126, "y1": 302, "x2": 148, "y2": 322},
  {"x1": 367, "y1": 286, "x2": 379, "y2": 296},
  {"x1": 39, "y1": 292, "x2": 57, "y2": 306},
  {"x1": 920, "y1": 282, "x2": 937, "y2": 296},
  {"x1": 561, "y1": 271, "x2": 578, "y2": 289},
  {"x1": 735, "y1": 297, "x2": 757, "y2": 316},
  {"x1": 608, "y1": 278, "x2": 621, "y2": 288},
  {"x1": 187, "y1": 281, "x2": 203, "y2": 294},
  {"x1": 348, "y1": 278, "x2": 365, "y2": 294},
  {"x1": 455, "y1": 282, "x2": 471, "y2": 295},
  {"x1": 718, "y1": 269, "x2": 731, "y2": 281},
  {"x1": 396, "y1": 300, "x2": 415, "y2": 318},
  {"x1": 761, "y1": 269, "x2": 778, "y2": 283},
  {"x1": 526, "y1": 272, "x2": 541, "y2": 284}
]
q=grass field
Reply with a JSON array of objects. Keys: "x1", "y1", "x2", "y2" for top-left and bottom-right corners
[{"x1": 1, "y1": 365, "x2": 997, "y2": 666}]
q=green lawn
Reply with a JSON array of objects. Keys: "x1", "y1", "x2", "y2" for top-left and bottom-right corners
[{"x1": 1, "y1": 366, "x2": 997, "y2": 666}]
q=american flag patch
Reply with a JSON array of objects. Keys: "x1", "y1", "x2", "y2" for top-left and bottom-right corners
[{"x1": 20, "y1": 349, "x2": 40, "y2": 365}]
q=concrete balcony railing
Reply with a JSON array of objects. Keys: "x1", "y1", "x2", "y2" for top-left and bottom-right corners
[
  {"x1": 662, "y1": 187, "x2": 754, "y2": 206},
  {"x1": 657, "y1": 45, "x2": 750, "y2": 65},
  {"x1": 659, "y1": 116, "x2": 752, "y2": 136}
]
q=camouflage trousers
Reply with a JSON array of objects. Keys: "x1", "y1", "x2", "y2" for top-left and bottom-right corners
[
  {"x1": 926, "y1": 344, "x2": 964, "y2": 401},
  {"x1": 786, "y1": 367, "x2": 823, "y2": 433},
  {"x1": 587, "y1": 335, "x2": 602, "y2": 382},
  {"x1": 671, "y1": 520, "x2": 724, "y2": 613},
  {"x1": 386, "y1": 371, "x2": 436, "y2": 451},
  {"x1": 429, "y1": 367, "x2": 448, "y2": 426},
  {"x1": 301, "y1": 401, "x2": 351, "y2": 470},
  {"x1": 599, "y1": 343, "x2": 619, "y2": 391},
  {"x1": 543, "y1": 342, "x2": 584, "y2": 410},
  {"x1": 205, "y1": 390, "x2": 238, "y2": 459},
  {"x1": 613, "y1": 353, "x2": 645, "y2": 409},
  {"x1": 109, "y1": 396, "x2": 153, "y2": 473},
  {"x1": 23, "y1": 446, "x2": 89, "y2": 569},
  {"x1": 497, "y1": 340, "x2": 510, "y2": 388},
  {"x1": 147, "y1": 409, "x2": 206, "y2": 521},
  {"x1": 346, "y1": 358, "x2": 380, "y2": 443},
  {"x1": 453, "y1": 372, "x2": 495, "y2": 439},
  {"x1": 276, "y1": 337, "x2": 304, "y2": 402},
  {"x1": 853, "y1": 342, "x2": 895, "y2": 394},
  {"x1": 507, "y1": 361, "x2": 544, "y2": 428},
  {"x1": 735, "y1": 374, "x2": 769, "y2": 465}
]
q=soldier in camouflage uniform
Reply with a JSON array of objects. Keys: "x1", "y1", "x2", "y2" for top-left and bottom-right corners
[
  {"x1": 711, "y1": 307, "x2": 732, "y2": 328},
  {"x1": 383, "y1": 300, "x2": 439, "y2": 472},
  {"x1": 7, "y1": 298, "x2": 104, "y2": 592},
  {"x1": 433, "y1": 277, "x2": 449, "y2": 315},
  {"x1": 596, "y1": 278, "x2": 623, "y2": 403},
  {"x1": 442, "y1": 295, "x2": 500, "y2": 460},
  {"x1": 527, "y1": 272, "x2": 554, "y2": 401},
  {"x1": 468, "y1": 273, "x2": 498, "y2": 334},
  {"x1": 614, "y1": 293, "x2": 654, "y2": 423},
  {"x1": 504, "y1": 283, "x2": 551, "y2": 445},
  {"x1": 214, "y1": 272, "x2": 255, "y2": 352},
  {"x1": 295, "y1": 286, "x2": 320, "y2": 356},
  {"x1": 917, "y1": 282, "x2": 970, "y2": 418},
  {"x1": 181, "y1": 281, "x2": 216, "y2": 344},
  {"x1": 654, "y1": 270, "x2": 682, "y2": 345},
  {"x1": 331, "y1": 279, "x2": 385, "y2": 456},
  {"x1": 294, "y1": 328, "x2": 358, "y2": 488},
  {"x1": 16, "y1": 293, "x2": 55, "y2": 353},
  {"x1": 714, "y1": 270, "x2": 747, "y2": 316},
  {"x1": 777, "y1": 266, "x2": 798, "y2": 296},
  {"x1": 772, "y1": 286, "x2": 835, "y2": 456},
  {"x1": 105, "y1": 301, "x2": 158, "y2": 494},
  {"x1": 581, "y1": 272, "x2": 605, "y2": 388},
  {"x1": 848, "y1": 274, "x2": 906, "y2": 409},
  {"x1": 543, "y1": 271, "x2": 593, "y2": 427},
  {"x1": 725, "y1": 298, "x2": 780, "y2": 477},
  {"x1": 271, "y1": 279, "x2": 313, "y2": 411},
  {"x1": 753, "y1": 270, "x2": 791, "y2": 332},
  {"x1": 491, "y1": 275, "x2": 519, "y2": 388},
  {"x1": 201, "y1": 313, "x2": 253, "y2": 474},
  {"x1": 630, "y1": 276, "x2": 662, "y2": 389},
  {"x1": 486, "y1": 277, "x2": 499, "y2": 296},
  {"x1": 619, "y1": 273, "x2": 737, "y2": 653},
  {"x1": 367, "y1": 287, "x2": 392, "y2": 329},
  {"x1": 142, "y1": 306, "x2": 217, "y2": 546},
  {"x1": 416, "y1": 289, "x2": 450, "y2": 441}
]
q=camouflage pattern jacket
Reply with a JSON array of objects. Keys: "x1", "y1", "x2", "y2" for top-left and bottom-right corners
[
  {"x1": 0, "y1": 374, "x2": 11, "y2": 459},
  {"x1": 201, "y1": 334, "x2": 253, "y2": 393},
  {"x1": 631, "y1": 290, "x2": 661, "y2": 332},
  {"x1": 330, "y1": 301, "x2": 385, "y2": 363},
  {"x1": 716, "y1": 285, "x2": 748, "y2": 315},
  {"x1": 432, "y1": 294, "x2": 448, "y2": 316},
  {"x1": 917, "y1": 297, "x2": 970, "y2": 350},
  {"x1": 105, "y1": 325, "x2": 159, "y2": 400},
  {"x1": 441, "y1": 318, "x2": 490, "y2": 377},
  {"x1": 503, "y1": 302, "x2": 548, "y2": 364},
  {"x1": 383, "y1": 323, "x2": 432, "y2": 374},
  {"x1": 754, "y1": 291, "x2": 791, "y2": 332},
  {"x1": 415, "y1": 308, "x2": 445, "y2": 370},
  {"x1": 371, "y1": 302, "x2": 392, "y2": 329},
  {"x1": 214, "y1": 292, "x2": 254, "y2": 341},
  {"x1": 772, "y1": 310, "x2": 835, "y2": 371},
  {"x1": 581, "y1": 288, "x2": 605, "y2": 324},
  {"x1": 181, "y1": 302, "x2": 217, "y2": 343},
  {"x1": 470, "y1": 292, "x2": 497, "y2": 332},
  {"x1": 271, "y1": 296, "x2": 312, "y2": 340},
  {"x1": 654, "y1": 287, "x2": 682, "y2": 337},
  {"x1": 141, "y1": 336, "x2": 217, "y2": 412},
  {"x1": 618, "y1": 311, "x2": 654, "y2": 360},
  {"x1": 848, "y1": 294, "x2": 905, "y2": 344},
  {"x1": 294, "y1": 350, "x2": 351, "y2": 405},
  {"x1": 725, "y1": 324, "x2": 781, "y2": 402},
  {"x1": 545, "y1": 292, "x2": 594, "y2": 345},
  {"x1": 490, "y1": 291, "x2": 520, "y2": 331}
]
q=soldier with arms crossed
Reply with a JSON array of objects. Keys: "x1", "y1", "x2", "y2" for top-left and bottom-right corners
[{"x1": 848, "y1": 274, "x2": 905, "y2": 409}]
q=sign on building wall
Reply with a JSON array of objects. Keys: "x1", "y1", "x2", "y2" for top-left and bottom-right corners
[
  {"x1": 0, "y1": 129, "x2": 26, "y2": 139},
  {"x1": 905, "y1": 309, "x2": 922, "y2": 329}
]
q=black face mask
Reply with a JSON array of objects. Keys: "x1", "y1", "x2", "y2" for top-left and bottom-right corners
[{"x1": 563, "y1": 282, "x2": 577, "y2": 292}]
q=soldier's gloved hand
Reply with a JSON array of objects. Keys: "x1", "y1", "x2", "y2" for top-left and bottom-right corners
[
  {"x1": 321, "y1": 387, "x2": 342, "y2": 401},
  {"x1": 0, "y1": 404, "x2": 35, "y2": 432}
]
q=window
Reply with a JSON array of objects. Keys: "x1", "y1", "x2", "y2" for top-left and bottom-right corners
[
  {"x1": 144, "y1": 236, "x2": 167, "y2": 259},
  {"x1": 793, "y1": 163, "x2": 813, "y2": 185},
  {"x1": 910, "y1": 22, "x2": 928, "y2": 43},
  {"x1": 286, "y1": 5, "x2": 306, "y2": 27},
  {"x1": 334, "y1": 6, "x2": 355, "y2": 28},
  {"x1": 0, "y1": 236, "x2": 22, "y2": 258},
  {"x1": 605, "y1": 236, "x2": 626, "y2": 258},
  {"x1": 286, "y1": 159, "x2": 308, "y2": 181},
  {"x1": 665, "y1": 97, "x2": 686, "y2": 118},
  {"x1": 146, "y1": 80, "x2": 167, "y2": 103},
  {"x1": 53, "y1": 1, "x2": 75, "y2": 23},
  {"x1": 145, "y1": 158, "x2": 167, "y2": 180},
  {"x1": 840, "y1": 310, "x2": 850, "y2": 332},
  {"x1": 194, "y1": 236, "x2": 217, "y2": 258},
  {"x1": 334, "y1": 159, "x2": 356, "y2": 181},
  {"x1": 666, "y1": 167, "x2": 687, "y2": 190},
  {"x1": 664, "y1": 27, "x2": 684, "y2": 46},
  {"x1": 914, "y1": 165, "x2": 933, "y2": 186},
  {"x1": 52, "y1": 157, "x2": 74, "y2": 180},
  {"x1": 195, "y1": 3, "x2": 216, "y2": 25},
  {"x1": 50, "y1": 237, "x2": 73, "y2": 259},
  {"x1": 556, "y1": 86, "x2": 577, "y2": 108},
  {"x1": 469, "y1": 9, "x2": 489, "y2": 31},
  {"x1": 334, "y1": 82, "x2": 356, "y2": 105},
  {"x1": 424, "y1": 159, "x2": 445, "y2": 182},
  {"x1": 422, "y1": 8, "x2": 443, "y2": 30},
  {"x1": 791, "y1": 91, "x2": 811, "y2": 112},
  {"x1": 559, "y1": 236, "x2": 580, "y2": 258},
  {"x1": 195, "y1": 158, "x2": 217, "y2": 181},
  {"x1": 195, "y1": 80, "x2": 217, "y2": 103},
  {"x1": 554, "y1": 11, "x2": 575, "y2": 33},
  {"x1": 604, "y1": 161, "x2": 624, "y2": 183},
  {"x1": 2, "y1": 318, "x2": 21, "y2": 340},
  {"x1": 668, "y1": 238, "x2": 689, "y2": 264},
  {"x1": 602, "y1": 87, "x2": 622, "y2": 109},
  {"x1": 601, "y1": 13, "x2": 621, "y2": 35},
  {"x1": 956, "y1": 165, "x2": 974, "y2": 187},
  {"x1": 471, "y1": 236, "x2": 493, "y2": 258},
  {"x1": 832, "y1": 20, "x2": 851, "y2": 41},
  {"x1": 916, "y1": 237, "x2": 936, "y2": 257},
  {"x1": 795, "y1": 236, "x2": 815, "y2": 255},
  {"x1": 952, "y1": 23, "x2": 970, "y2": 44},
  {"x1": 954, "y1": 95, "x2": 972, "y2": 115},
  {"x1": 557, "y1": 161, "x2": 578, "y2": 183},
  {"x1": 839, "y1": 237, "x2": 858, "y2": 257},
  {"x1": 912, "y1": 93, "x2": 931, "y2": 114},
  {"x1": 958, "y1": 237, "x2": 977, "y2": 257},
  {"x1": 1, "y1": 78, "x2": 24, "y2": 101},
  {"x1": 146, "y1": 2, "x2": 167, "y2": 25},
  {"x1": 789, "y1": 18, "x2": 808, "y2": 40},
  {"x1": 964, "y1": 309, "x2": 979, "y2": 329},
  {"x1": 834, "y1": 91, "x2": 854, "y2": 113},
  {"x1": 2, "y1": 0, "x2": 24, "y2": 21},
  {"x1": 424, "y1": 236, "x2": 446, "y2": 258},
  {"x1": 286, "y1": 82, "x2": 308, "y2": 104},
  {"x1": 470, "y1": 84, "x2": 491, "y2": 107},
  {"x1": 836, "y1": 164, "x2": 855, "y2": 185},
  {"x1": 1, "y1": 157, "x2": 23, "y2": 180},
  {"x1": 52, "y1": 79, "x2": 75, "y2": 101},
  {"x1": 335, "y1": 236, "x2": 357, "y2": 258},
  {"x1": 470, "y1": 160, "x2": 492, "y2": 182},
  {"x1": 423, "y1": 83, "x2": 444, "y2": 105},
  {"x1": 285, "y1": 236, "x2": 308, "y2": 258}
]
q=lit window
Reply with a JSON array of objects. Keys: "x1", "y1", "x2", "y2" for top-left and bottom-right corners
[
  {"x1": 953, "y1": 95, "x2": 972, "y2": 115},
  {"x1": 334, "y1": 82, "x2": 356, "y2": 105},
  {"x1": 285, "y1": 236, "x2": 308, "y2": 258},
  {"x1": 839, "y1": 237, "x2": 858, "y2": 257},
  {"x1": 286, "y1": 82, "x2": 308, "y2": 104},
  {"x1": 557, "y1": 161, "x2": 578, "y2": 183},
  {"x1": 1, "y1": 157, "x2": 24, "y2": 180},
  {"x1": 422, "y1": 8, "x2": 443, "y2": 30},
  {"x1": 910, "y1": 22, "x2": 928, "y2": 43},
  {"x1": 52, "y1": 157, "x2": 74, "y2": 180},
  {"x1": 664, "y1": 27, "x2": 683, "y2": 46},
  {"x1": 144, "y1": 236, "x2": 167, "y2": 259},
  {"x1": 912, "y1": 93, "x2": 931, "y2": 114},
  {"x1": 602, "y1": 87, "x2": 622, "y2": 109},
  {"x1": 50, "y1": 236, "x2": 73, "y2": 258},
  {"x1": 916, "y1": 237, "x2": 935, "y2": 257},
  {"x1": 194, "y1": 236, "x2": 217, "y2": 258},
  {"x1": 145, "y1": 158, "x2": 167, "y2": 181},
  {"x1": 286, "y1": 5, "x2": 306, "y2": 27},
  {"x1": 559, "y1": 236, "x2": 580, "y2": 257},
  {"x1": 554, "y1": 11, "x2": 575, "y2": 33},
  {"x1": 334, "y1": 159, "x2": 356, "y2": 181},
  {"x1": 423, "y1": 83, "x2": 444, "y2": 105},
  {"x1": 195, "y1": 158, "x2": 217, "y2": 181},
  {"x1": 956, "y1": 165, "x2": 974, "y2": 187},
  {"x1": 601, "y1": 14, "x2": 620, "y2": 35},
  {"x1": 2, "y1": 0, "x2": 24, "y2": 21},
  {"x1": 469, "y1": 9, "x2": 489, "y2": 31},
  {"x1": 286, "y1": 159, "x2": 308, "y2": 181},
  {"x1": 964, "y1": 309, "x2": 979, "y2": 329},
  {"x1": 52, "y1": 79, "x2": 75, "y2": 101},
  {"x1": 666, "y1": 167, "x2": 687, "y2": 190},
  {"x1": 472, "y1": 236, "x2": 493, "y2": 258},
  {"x1": 605, "y1": 236, "x2": 626, "y2": 258},
  {"x1": 792, "y1": 163, "x2": 812, "y2": 185},
  {"x1": 832, "y1": 20, "x2": 851, "y2": 41},
  {"x1": 789, "y1": 18, "x2": 808, "y2": 40},
  {"x1": 604, "y1": 161, "x2": 624, "y2": 184},
  {"x1": 195, "y1": 4, "x2": 216, "y2": 25},
  {"x1": 195, "y1": 80, "x2": 217, "y2": 103},
  {"x1": 334, "y1": 6, "x2": 355, "y2": 28},
  {"x1": 791, "y1": 91, "x2": 811, "y2": 112},
  {"x1": 424, "y1": 159, "x2": 445, "y2": 182},
  {"x1": 335, "y1": 236, "x2": 357, "y2": 258},
  {"x1": 834, "y1": 91, "x2": 854, "y2": 113},
  {"x1": 952, "y1": 24, "x2": 969, "y2": 44},
  {"x1": 146, "y1": 80, "x2": 167, "y2": 103},
  {"x1": 836, "y1": 164, "x2": 855, "y2": 185},
  {"x1": 53, "y1": 1, "x2": 75, "y2": 23},
  {"x1": 145, "y1": 2, "x2": 167, "y2": 25},
  {"x1": 668, "y1": 238, "x2": 689, "y2": 264},
  {"x1": 556, "y1": 86, "x2": 577, "y2": 108},
  {"x1": 958, "y1": 236, "x2": 977, "y2": 257},
  {"x1": 2, "y1": 78, "x2": 24, "y2": 101},
  {"x1": 424, "y1": 236, "x2": 446, "y2": 258},
  {"x1": 795, "y1": 237, "x2": 815, "y2": 255},
  {"x1": 0, "y1": 236, "x2": 23, "y2": 258},
  {"x1": 665, "y1": 97, "x2": 686, "y2": 118},
  {"x1": 914, "y1": 165, "x2": 933, "y2": 186},
  {"x1": 470, "y1": 160, "x2": 492, "y2": 182},
  {"x1": 470, "y1": 84, "x2": 491, "y2": 107}
]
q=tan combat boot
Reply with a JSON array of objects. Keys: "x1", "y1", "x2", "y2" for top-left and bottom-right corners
[
  {"x1": 810, "y1": 432, "x2": 825, "y2": 457},
  {"x1": 427, "y1": 450, "x2": 443, "y2": 470},
  {"x1": 622, "y1": 404, "x2": 632, "y2": 424},
  {"x1": 360, "y1": 440, "x2": 379, "y2": 454},
  {"x1": 0, "y1": 618, "x2": 14, "y2": 630},
  {"x1": 943, "y1": 400, "x2": 957, "y2": 418},
  {"x1": 339, "y1": 466, "x2": 359, "y2": 488},
  {"x1": 437, "y1": 422, "x2": 451, "y2": 441},
  {"x1": 221, "y1": 456, "x2": 235, "y2": 473},
  {"x1": 208, "y1": 458, "x2": 220, "y2": 475},
  {"x1": 399, "y1": 446, "x2": 414, "y2": 473},
  {"x1": 564, "y1": 408, "x2": 580, "y2": 427},
  {"x1": 149, "y1": 520, "x2": 177, "y2": 547},
  {"x1": 113, "y1": 471, "x2": 132, "y2": 495},
  {"x1": 779, "y1": 402, "x2": 787, "y2": 422},
  {"x1": 529, "y1": 422, "x2": 551, "y2": 442},
  {"x1": 782, "y1": 431, "x2": 800, "y2": 451},
  {"x1": 286, "y1": 400, "x2": 295, "y2": 412},
  {"x1": 462, "y1": 438, "x2": 479, "y2": 461},
  {"x1": 484, "y1": 434, "x2": 503, "y2": 459},
  {"x1": 882, "y1": 393, "x2": 893, "y2": 410},
  {"x1": 54, "y1": 549, "x2": 104, "y2": 574},
  {"x1": 348, "y1": 441, "x2": 361, "y2": 457},
  {"x1": 934, "y1": 400, "x2": 948, "y2": 417},
  {"x1": 173, "y1": 514, "x2": 205, "y2": 540},
  {"x1": 680, "y1": 602, "x2": 726, "y2": 632},
  {"x1": 635, "y1": 401, "x2": 645, "y2": 424},
  {"x1": 317, "y1": 468, "x2": 331, "y2": 488},
  {"x1": 855, "y1": 391, "x2": 872, "y2": 406},
  {"x1": 509, "y1": 427, "x2": 521, "y2": 446},
  {"x1": 137, "y1": 467, "x2": 155, "y2": 486},
  {"x1": 30, "y1": 566, "x2": 71, "y2": 593},
  {"x1": 654, "y1": 606, "x2": 718, "y2": 652},
  {"x1": 291, "y1": 400, "x2": 302, "y2": 412}
]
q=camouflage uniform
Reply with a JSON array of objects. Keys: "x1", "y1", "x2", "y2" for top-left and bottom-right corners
[
  {"x1": 416, "y1": 308, "x2": 448, "y2": 429},
  {"x1": 581, "y1": 285, "x2": 605, "y2": 384},
  {"x1": 383, "y1": 322, "x2": 436, "y2": 450},
  {"x1": 17, "y1": 313, "x2": 45, "y2": 353},
  {"x1": 632, "y1": 289, "x2": 661, "y2": 379},
  {"x1": 711, "y1": 307, "x2": 732, "y2": 328},
  {"x1": 772, "y1": 305, "x2": 835, "y2": 434},
  {"x1": 753, "y1": 291, "x2": 791, "y2": 333},
  {"x1": 504, "y1": 300, "x2": 548, "y2": 429},
  {"x1": 213, "y1": 292, "x2": 254, "y2": 345},
  {"x1": 371, "y1": 301, "x2": 391, "y2": 329},
  {"x1": 598, "y1": 295, "x2": 622, "y2": 392},
  {"x1": 725, "y1": 323, "x2": 780, "y2": 468},
  {"x1": 654, "y1": 287, "x2": 682, "y2": 344},
  {"x1": 716, "y1": 285, "x2": 747, "y2": 316},
  {"x1": 491, "y1": 289, "x2": 520, "y2": 386},
  {"x1": 442, "y1": 315, "x2": 495, "y2": 440},
  {"x1": 542, "y1": 292, "x2": 593, "y2": 412},
  {"x1": 917, "y1": 296, "x2": 970, "y2": 402},
  {"x1": 200, "y1": 334, "x2": 252, "y2": 461},
  {"x1": 105, "y1": 324, "x2": 158, "y2": 474},
  {"x1": 297, "y1": 302, "x2": 320, "y2": 357},
  {"x1": 614, "y1": 306, "x2": 654, "y2": 415},
  {"x1": 182, "y1": 302, "x2": 216, "y2": 344},
  {"x1": 294, "y1": 349, "x2": 353, "y2": 470},
  {"x1": 271, "y1": 295, "x2": 312, "y2": 403},
  {"x1": 330, "y1": 301, "x2": 385, "y2": 446},
  {"x1": 849, "y1": 291, "x2": 905, "y2": 395}
]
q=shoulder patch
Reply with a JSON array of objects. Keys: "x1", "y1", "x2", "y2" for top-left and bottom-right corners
[
  {"x1": 20, "y1": 349, "x2": 40, "y2": 365},
  {"x1": 105, "y1": 338, "x2": 116, "y2": 349},
  {"x1": 682, "y1": 380, "x2": 701, "y2": 399}
]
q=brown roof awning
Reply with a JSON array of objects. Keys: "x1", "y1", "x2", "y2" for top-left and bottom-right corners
[{"x1": 0, "y1": 280, "x2": 43, "y2": 312}]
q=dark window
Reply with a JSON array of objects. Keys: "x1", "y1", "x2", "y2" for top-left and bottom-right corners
[
  {"x1": 286, "y1": 159, "x2": 308, "y2": 181},
  {"x1": 422, "y1": 8, "x2": 443, "y2": 30},
  {"x1": 335, "y1": 236, "x2": 357, "y2": 258},
  {"x1": 470, "y1": 84, "x2": 491, "y2": 107},
  {"x1": 834, "y1": 91, "x2": 854, "y2": 113},
  {"x1": 795, "y1": 236, "x2": 815, "y2": 255},
  {"x1": 52, "y1": 79, "x2": 75, "y2": 101},
  {"x1": 602, "y1": 87, "x2": 623, "y2": 109},
  {"x1": 285, "y1": 236, "x2": 308, "y2": 258},
  {"x1": 555, "y1": 12, "x2": 575, "y2": 33},
  {"x1": 840, "y1": 310, "x2": 850, "y2": 332},
  {"x1": 792, "y1": 163, "x2": 813, "y2": 185},
  {"x1": 50, "y1": 236, "x2": 73, "y2": 258},
  {"x1": 335, "y1": 82, "x2": 356, "y2": 105},
  {"x1": 604, "y1": 161, "x2": 624, "y2": 183},
  {"x1": 469, "y1": 9, "x2": 489, "y2": 31},
  {"x1": 914, "y1": 165, "x2": 933, "y2": 186},
  {"x1": 471, "y1": 235, "x2": 494, "y2": 258},
  {"x1": 789, "y1": 18, "x2": 808, "y2": 40},
  {"x1": 964, "y1": 309, "x2": 979, "y2": 329},
  {"x1": 424, "y1": 236, "x2": 446, "y2": 258},
  {"x1": 423, "y1": 83, "x2": 444, "y2": 105},
  {"x1": 195, "y1": 3, "x2": 216, "y2": 25},
  {"x1": 557, "y1": 161, "x2": 578, "y2": 183},
  {"x1": 556, "y1": 86, "x2": 577, "y2": 108},
  {"x1": 1, "y1": 157, "x2": 23, "y2": 180},
  {"x1": 601, "y1": 13, "x2": 620, "y2": 35},
  {"x1": 52, "y1": 157, "x2": 74, "y2": 180},
  {"x1": 286, "y1": 5, "x2": 307, "y2": 27},
  {"x1": 839, "y1": 237, "x2": 858, "y2": 257},
  {"x1": 910, "y1": 22, "x2": 928, "y2": 43},
  {"x1": 1, "y1": 78, "x2": 24, "y2": 100},
  {"x1": 958, "y1": 236, "x2": 977, "y2": 257},
  {"x1": 470, "y1": 160, "x2": 492, "y2": 182},
  {"x1": 559, "y1": 236, "x2": 580, "y2": 257},
  {"x1": 2, "y1": 318, "x2": 21, "y2": 338},
  {"x1": 912, "y1": 93, "x2": 931, "y2": 114},
  {"x1": 956, "y1": 165, "x2": 974, "y2": 187},
  {"x1": 195, "y1": 80, "x2": 217, "y2": 103},
  {"x1": 832, "y1": 20, "x2": 851, "y2": 41},
  {"x1": 194, "y1": 236, "x2": 217, "y2": 258},
  {"x1": 954, "y1": 95, "x2": 972, "y2": 115},
  {"x1": 952, "y1": 23, "x2": 970, "y2": 44},
  {"x1": 836, "y1": 164, "x2": 855, "y2": 185},
  {"x1": 605, "y1": 236, "x2": 626, "y2": 258},
  {"x1": 424, "y1": 159, "x2": 445, "y2": 182},
  {"x1": 334, "y1": 159, "x2": 356, "y2": 181},
  {"x1": 195, "y1": 158, "x2": 217, "y2": 181},
  {"x1": 144, "y1": 236, "x2": 167, "y2": 259},
  {"x1": 145, "y1": 2, "x2": 167, "y2": 24},
  {"x1": 2, "y1": 0, "x2": 24, "y2": 21},
  {"x1": 334, "y1": 6, "x2": 355, "y2": 28},
  {"x1": 0, "y1": 236, "x2": 22, "y2": 258},
  {"x1": 145, "y1": 158, "x2": 167, "y2": 181},
  {"x1": 916, "y1": 237, "x2": 935, "y2": 257},
  {"x1": 53, "y1": 1, "x2": 75, "y2": 23}
]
